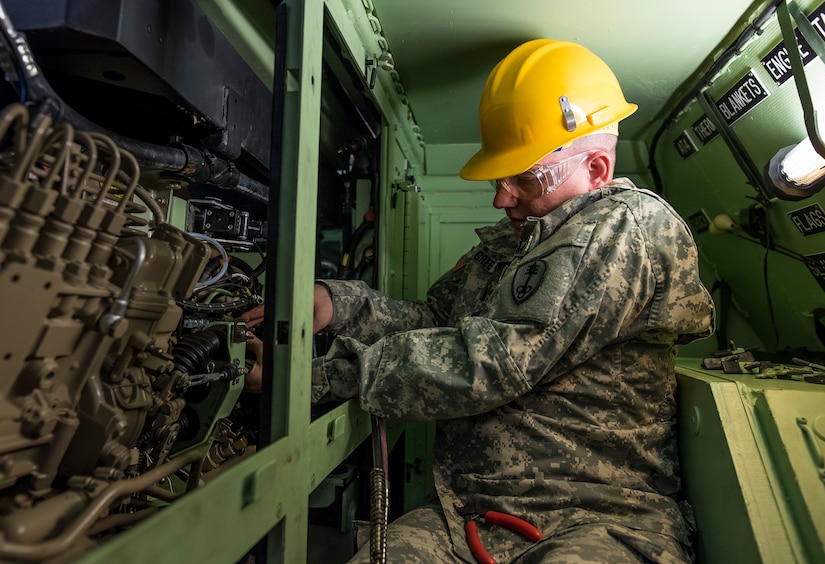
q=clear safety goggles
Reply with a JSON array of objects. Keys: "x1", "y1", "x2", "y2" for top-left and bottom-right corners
[{"x1": 495, "y1": 151, "x2": 591, "y2": 201}]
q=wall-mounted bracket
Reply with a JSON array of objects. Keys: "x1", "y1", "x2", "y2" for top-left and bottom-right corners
[{"x1": 776, "y1": 0, "x2": 825, "y2": 159}]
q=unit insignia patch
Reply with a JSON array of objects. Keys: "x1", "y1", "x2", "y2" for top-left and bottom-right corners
[{"x1": 512, "y1": 260, "x2": 546, "y2": 304}]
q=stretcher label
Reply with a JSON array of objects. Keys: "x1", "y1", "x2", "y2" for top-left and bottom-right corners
[
  {"x1": 688, "y1": 210, "x2": 711, "y2": 234},
  {"x1": 804, "y1": 251, "x2": 825, "y2": 291},
  {"x1": 674, "y1": 130, "x2": 698, "y2": 158}
]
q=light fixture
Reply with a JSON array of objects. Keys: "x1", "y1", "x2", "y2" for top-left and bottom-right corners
[
  {"x1": 766, "y1": 136, "x2": 825, "y2": 200},
  {"x1": 709, "y1": 213, "x2": 738, "y2": 235}
]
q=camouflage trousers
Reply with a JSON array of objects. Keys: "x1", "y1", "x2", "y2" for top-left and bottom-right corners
[{"x1": 348, "y1": 504, "x2": 691, "y2": 564}]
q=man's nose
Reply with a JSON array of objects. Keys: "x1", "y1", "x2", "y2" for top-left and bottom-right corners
[{"x1": 492, "y1": 182, "x2": 519, "y2": 208}]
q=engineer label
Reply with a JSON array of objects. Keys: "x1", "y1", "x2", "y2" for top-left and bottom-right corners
[
  {"x1": 760, "y1": 1, "x2": 825, "y2": 86},
  {"x1": 761, "y1": 29, "x2": 816, "y2": 86}
]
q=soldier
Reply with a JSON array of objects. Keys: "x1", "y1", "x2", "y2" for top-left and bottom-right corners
[{"x1": 244, "y1": 39, "x2": 715, "y2": 563}]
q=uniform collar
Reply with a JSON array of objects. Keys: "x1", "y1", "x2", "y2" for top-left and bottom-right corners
[
  {"x1": 474, "y1": 217, "x2": 520, "y2": 259},
  {"x1": 518, "y1": 177, "x2": 638, "y2": 254}
]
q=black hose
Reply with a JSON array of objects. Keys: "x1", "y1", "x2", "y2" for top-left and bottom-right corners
[
  {"x1": 173, "y1": 329, "x2": 222, "y2": 374},
  {"x1": 176, "y1": 296, "x2": 258, "y2": 314}
]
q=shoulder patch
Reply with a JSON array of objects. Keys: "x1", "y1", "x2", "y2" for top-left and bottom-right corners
[{"x1": 512, "y1": 260, "x2": 546, "y2": 304}]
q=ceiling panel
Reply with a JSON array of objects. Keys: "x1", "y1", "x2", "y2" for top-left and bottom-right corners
[{"x1": 370, "y1": 0, "x2": 764, "y2": 146}]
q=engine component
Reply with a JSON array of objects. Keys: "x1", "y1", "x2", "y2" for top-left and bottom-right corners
[
  {"x1": 0, "y1": 102, "x2": 260, "y2": 560},
  {"x1": 187, "y1": 197, "x2": 267, "y2": 245}
]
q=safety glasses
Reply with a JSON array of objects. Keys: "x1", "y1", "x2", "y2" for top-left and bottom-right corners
[{"x1": 495, "y1": 151, "x2": 591, "y2": 200}]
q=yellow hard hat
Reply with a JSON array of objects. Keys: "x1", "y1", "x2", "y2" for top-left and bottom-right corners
[{"x1": 460, "y1": 39, "x2": 637, "y2": 181}]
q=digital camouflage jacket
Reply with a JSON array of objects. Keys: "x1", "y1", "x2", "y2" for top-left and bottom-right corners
[{"x1": 312, "y1": 178, "x2": 715, "y2": 562}]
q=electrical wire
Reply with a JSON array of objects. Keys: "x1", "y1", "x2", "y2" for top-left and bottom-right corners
[
  {"x1": 188, "y1": 232, "x2": 229, "y2": 290},
  {"x1": 762, "y1": 225, "x2": 781, "y2": 349},
  {"x1": 763, "y1": 246, "x2": 780, "y2": 349},
  {"x1": 731, "y1": 232, "x2": 805, "y2": 263}
]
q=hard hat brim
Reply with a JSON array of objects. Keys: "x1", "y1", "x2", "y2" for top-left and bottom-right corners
[{"x1": 459, "y1": 102, "x2": 637, "y2": 181}]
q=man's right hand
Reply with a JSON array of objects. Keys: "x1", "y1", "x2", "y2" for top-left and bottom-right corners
[
  {"x1": 313, "y1": 283, "x2": 333, "y2": 334},
  {"x1": 239, "y1": 304, "x2": 265, "y2": 329},
  {"x1": 239, "y1": 284, "x2": 333, "y2": 335}
]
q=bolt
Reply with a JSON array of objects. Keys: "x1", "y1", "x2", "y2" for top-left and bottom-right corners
[{"x1": 690, "y1": 406, "x2": 701, "y2": 436}]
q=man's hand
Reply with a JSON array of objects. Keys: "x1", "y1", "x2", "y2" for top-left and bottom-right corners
[
  {"x1": 239, "y1": 284, "x2": 332, "y2": 335},
  {"x1": 243, "y1": 332, "x2": 263, "y2": 393},
  {"x1": 237, "y1": 283, "x2": 334, "y2": 393},
  {"x1": 239, "y1": 303, "x2": 265, "y2": 329},
  {"x1": 313, "y1": 283, "x2": 333, "y2": 334}
]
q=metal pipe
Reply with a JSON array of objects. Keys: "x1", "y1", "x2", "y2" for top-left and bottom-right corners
[
  {"x1": 0, "y1": 449, "x2": 202, "y2": 561},
  {"x1": 777, "y1": 0, "x2": 825, "y2": 158},
  {"x1": 98, "y1": 236, "x2": 146, "y2": 336}
]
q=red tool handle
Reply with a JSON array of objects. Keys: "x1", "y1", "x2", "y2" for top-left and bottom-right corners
[
  {"x1": 465, "y1": 521, "x2": 495, "y2": 564},
  {"x1": 484, "y1": 510, "x2": 542, "y2": 542}
]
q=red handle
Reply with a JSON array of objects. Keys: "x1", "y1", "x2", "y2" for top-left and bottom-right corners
[
  {"x1": 483, "y1": 510, "x2": 542, "y2": 542},
  {"x1": 465, "y1": 521, "x2": 495, "y2": 564}
]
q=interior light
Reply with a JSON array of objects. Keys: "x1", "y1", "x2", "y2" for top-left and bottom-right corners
[
  {"x1": 709, "y1": 213, "x2": 737, "y2": 235},
  {"x1": 766, "y1": 136, "x2": 825, "y2": 200}
]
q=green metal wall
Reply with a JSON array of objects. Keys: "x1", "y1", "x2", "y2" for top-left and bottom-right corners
[
  {"x1": 655, "y1": 0, "x2": 825, "y2": 355},
  {"x1": 73, "y1": 1, "x2": 825, "y2": 562}
]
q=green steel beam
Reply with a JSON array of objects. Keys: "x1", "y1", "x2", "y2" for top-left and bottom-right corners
[{"x1": 78, "y1": 400, "x2": 370, "y2": 563}]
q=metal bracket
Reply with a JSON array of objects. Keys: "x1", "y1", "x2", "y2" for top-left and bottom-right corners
[
  {"x1": 697, "y1": 91, "x2": 771, "y2": 199},
  {"x1": 559, "y1": 96, "x2": 577, "y2": 132},
  {"x1": 776, "y1": 0, "x2": 825, "y2": 158}
]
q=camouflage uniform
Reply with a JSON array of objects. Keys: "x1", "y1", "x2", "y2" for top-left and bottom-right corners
[{"x1": 312, "y1": 178, "x2": 715, "y2": 563}]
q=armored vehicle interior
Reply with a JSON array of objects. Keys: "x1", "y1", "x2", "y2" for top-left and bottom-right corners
[{"x1": 0, "y1": 0, "x2": 822, "y2": 562}]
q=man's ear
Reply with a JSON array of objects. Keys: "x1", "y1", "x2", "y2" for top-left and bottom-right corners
[{"x1": 586, "y1": 151, "x2": 613, "y2": 189}]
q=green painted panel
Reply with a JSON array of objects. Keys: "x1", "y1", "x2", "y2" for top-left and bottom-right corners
[
  {"x1": 405, "y1": 176, "x2": 504, "y2": 298},
  {"x1": 755, "y1": 390, "x2": 825, "y2": 563},
  {"x1": 676, "y1": 360, "x2": 821, "y2": 563},
  {"x1": 655, "y1": 0, "x2": 825, "y2": 354},
  {"x1": 377, "y1": 133, "x2": 413, "y2": 298}
]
